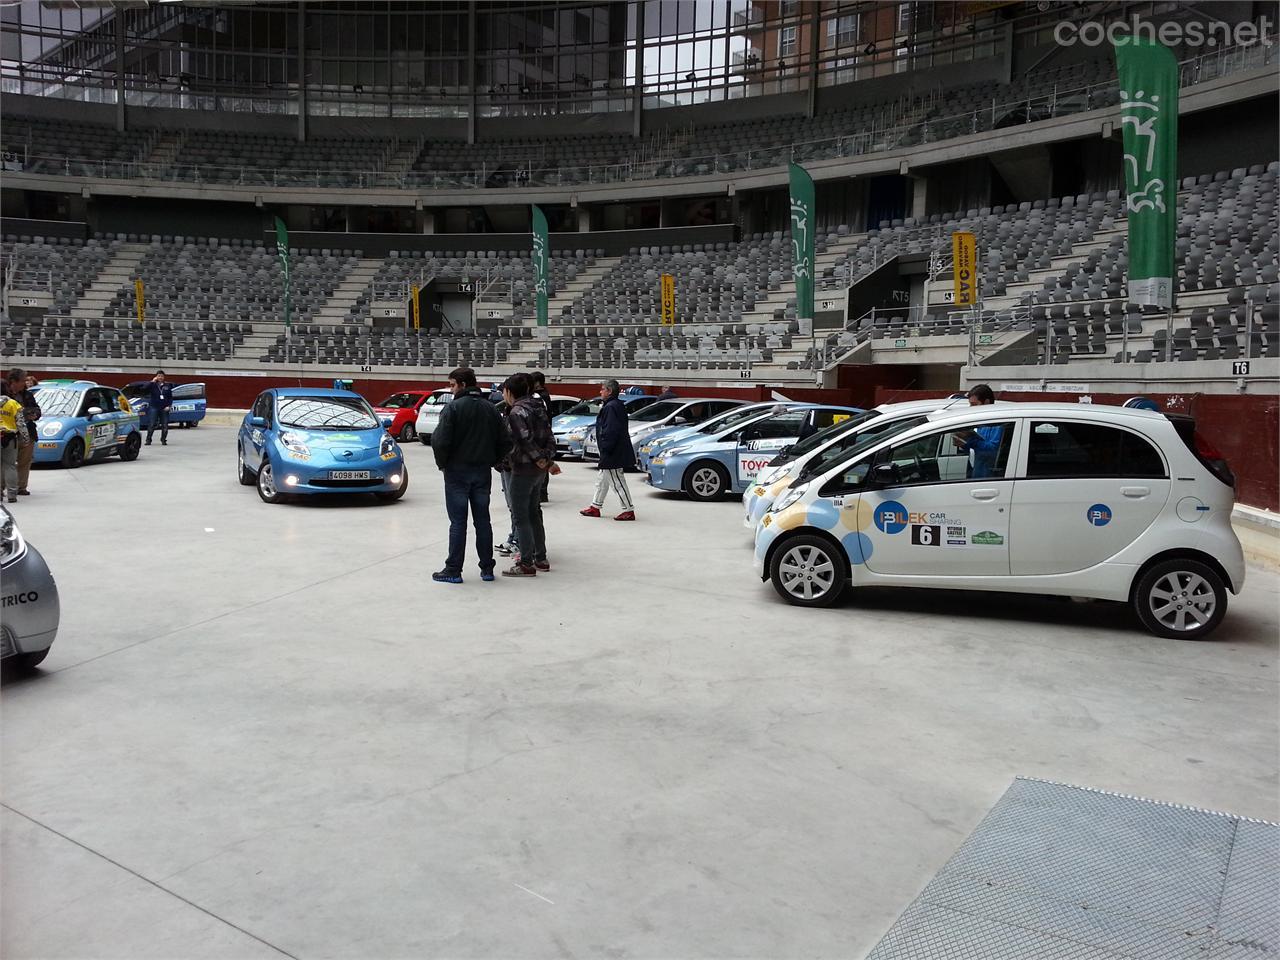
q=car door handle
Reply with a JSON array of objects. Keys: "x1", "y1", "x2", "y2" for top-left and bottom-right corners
[
  {"x1": 970, "y1": 488, "x2": 999, "y2": 500},
  {"x1": 1121, "y1": 486, "x2": 1150, "y2": 498}
]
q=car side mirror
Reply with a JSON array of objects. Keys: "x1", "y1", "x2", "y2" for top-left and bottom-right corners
[
  {"x1": 87, "y1": 406, "x2": 104, "y2": 417},
  {"x1": 870, "y1": 462, "x2": 900, "y2": 487},
  {"x1": 778, "y1": 444, "x2": 792, "y2": 456},
  {"x1": 249, "y1": 415, "x2": 268, "y2": 428}
]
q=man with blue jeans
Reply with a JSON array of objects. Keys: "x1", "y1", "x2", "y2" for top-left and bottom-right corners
[
  {"x1": 145, "y1": 370, "x2": 173, "y2": 446},
  {"x1": 430, "y1": 367, "x2": 511, "y2": 584}
]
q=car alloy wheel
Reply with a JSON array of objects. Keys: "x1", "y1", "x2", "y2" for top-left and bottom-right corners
[
  {"x1": 62, "y1": 437, "x2": 85, "y2": 468},
  {"x1": 1135, "y1": 558, "x2": 1227, "y2": 640},
  {"x1": 399, "y1": 423, "x2": 417, "y2": 443},
  {"x1": 119, "y1": 432, "x2": 141, "y2": 461},
  {"x1": 684, "y1": 462, "x2": 728, "y2": 501},
  {"x1": 237, "y1": 446, "x2": 255, "y2": 485},
  {"x1": 769, "y1": 534, "x2": 846, "y2": 608},
  {"x1": 257, "y1": 459, "x2": 284, "y2": 503}
]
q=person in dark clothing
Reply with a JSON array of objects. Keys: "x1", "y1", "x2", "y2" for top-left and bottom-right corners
[
  {"x1": 580, "y1": 379, "x2": 636, "y2": 521},
  {"x1": 5, "y1": 369, "x2": 38, "y2": 496},
  {"x1": 530, "y1": 370, "x2": 552, "y2": 503},
  {"x1": 658, "y1": 385, "x2": 678, "y2": 400},
  {"x1": 146, "y1": 370, "x2": 174, "y2": 445},
  {"x1": 431, "y1": 367, "x2": 512, "y2": 583},
  {"x1": 501, "y1": 372, "x2": 559, "y2": 577}
]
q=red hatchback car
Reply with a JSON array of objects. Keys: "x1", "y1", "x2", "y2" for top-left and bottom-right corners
[{"x1": 374, "y1": 391, "x2": 432, "y2": 442}]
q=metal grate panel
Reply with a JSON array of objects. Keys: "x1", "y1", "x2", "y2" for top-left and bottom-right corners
[{"x1": 868, "y1": 778, "x2": 1279, "y2": 960}]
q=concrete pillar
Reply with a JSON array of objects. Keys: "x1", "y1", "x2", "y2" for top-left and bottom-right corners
[
  {"x1": 420, "y1": 210, "x2": 437, "y2": 234},
  {"x1": 632, "y1": 1, "x2": 645, "y2": 139},
  {"x1": 910, "y1": 175, "x2": 929, "y2": 219},
  {"x1": 467, "y1": 2, "x2": 477, "y2": 145},
  {"x1": 806, "y1": 2, "x2": 820, "y2": 119},
  {"x1": 114, "y1": 12, "x2": 126, "y2": 132},
  {"x1": 577, "y1": 206, "x2": 591, "y2": 232},
  {"x1": 297, "y1": 2, "x2": 308, "y2": 142}
]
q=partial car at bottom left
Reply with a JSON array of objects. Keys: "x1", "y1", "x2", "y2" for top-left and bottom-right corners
[
  {"x1": 237, "y1": 388, "x2": 408, "y2": 505},
  {"x1": 0, "y1": 505, "x2": 60, "y2": 671}
]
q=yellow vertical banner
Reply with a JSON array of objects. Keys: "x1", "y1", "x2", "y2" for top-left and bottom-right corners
[
  {"x1": 951, "y1": 231, "x2": 977, "y2": 306},
  {"x1": 411, "y1": 284, "x2": 421, "y2": 329},
  {"x1": 134, "y1": 278, "x2": 146, "y2": 325},
  {"x1": 660, "y1": 273, "x2": 675, "y2": 325}
]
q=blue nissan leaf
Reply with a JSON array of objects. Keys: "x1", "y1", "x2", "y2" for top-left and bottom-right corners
[{"x1": 237, "y1": 388, "x2": 408, "y2": 504}]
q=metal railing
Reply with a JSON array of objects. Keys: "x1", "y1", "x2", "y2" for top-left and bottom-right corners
[{"x1": 7, "y1": 37, "x2": 1273, "y2": 193}]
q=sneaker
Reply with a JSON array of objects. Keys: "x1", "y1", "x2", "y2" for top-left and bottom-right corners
[
  {"x1": 501, "y1": 563, "x2": 537, "y2": 578},
  {"x1": 614, "y1": 511, "x2": 636, "y2": 521},
  {"x1": 534, "y1": 560, "x2": 551, "y2": 572},
  {"x1": 480, "y1": 571, "x2": 496, "y2": 582},
  {"x1": 6, "y1": 497, "x2": 14, "y2": 504},
  {"x1": 432, "y1": 570, "x2": 464, "y2": 584},
  {"x1": 579, "y1": 505, "x2": 601, "y2": 517},
  {"x1": 17, "y1": 489, "x2": 29, "y2": 496},
  {"x1": 145, "y1": 440, "x2": 152, "y2": 446},
  {"x1": 496, "y1": 541, "x2": 516, "y2": 556}
]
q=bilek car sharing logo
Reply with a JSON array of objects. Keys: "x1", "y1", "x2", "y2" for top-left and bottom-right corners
[
  {"x1": 1087, "y1": 503, "x2": 1113, "y2": 527},
  {"x1": 873, "y1": 500, "x2": 909, "y2": 534}
]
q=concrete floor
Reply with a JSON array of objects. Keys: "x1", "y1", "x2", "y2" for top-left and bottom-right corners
[{"x1": 3, "y1": 425, "x2": 1277, "y2": 960}]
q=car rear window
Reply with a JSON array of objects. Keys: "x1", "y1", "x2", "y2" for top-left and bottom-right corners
[{"x1": 1027, "y1": 421, "x2": 1166, "y2": 478}]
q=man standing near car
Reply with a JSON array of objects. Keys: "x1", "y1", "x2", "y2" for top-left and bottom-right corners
[
  {"x1": 952, "y1": 383, "x2": 1002, "y2": 478},
  {"x1": 502, "y1": 373, "x2": 559, "y2": 577},
  {"x1": 5, "y1": 369, "x2": 38, "y2": 497},
  {"x1": 430, "y1": 367, "x2": 511, "y2": 584},
  {"x1": 580, "y1": 379, "x2": 636, "y2": 521},
  {"x1": 531, "y1": 370, "x2": 553, "y2": 503},
  {"x1": 146, "y1": 370, "x2": 174, "y2": 446}
]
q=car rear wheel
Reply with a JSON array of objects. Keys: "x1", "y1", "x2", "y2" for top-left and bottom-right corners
[
  {"x1": 398, "y1": 423, "x2": 417, "y2": 443},
  {"x1": 61, "y1": 437, "x2": 85, "y2": 469},
  {"x1": 376, "y1": 469, "x2": 409, "y2": 503},
  {"x1": 257, "y1": 458, "x2": 286, "y2": 504},
  {"x1": 769, "y1": 533, "x2": 847, "y2": 608},
  {"x1": 1133, "y1": 559, "x2": 1227, "y2": 640},
  {"x1": 19, "y1": 649, "x2": 50, "y2": 669},
  {"x1": 683, "y1": 461, "x2": 729, "y2": 501},
  {"x1": 237, "y1": 445, "x2": 255, "y2": 486},
  {"x1": 119, "y1": 432, "x2": 141, "y2": 461}
]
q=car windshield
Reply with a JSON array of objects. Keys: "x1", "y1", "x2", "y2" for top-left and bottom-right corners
[
  {"x1": 277, "y1": 396, "x2": 378, "y2": 430},
  {"x1": 379, "y1": 393, "x2": 415, "y2": 408},
  {"x1": 122, "y1": 383, "x2": 149, "y2": 399},
  {"x1": 778, "y1": 409, "x2": 880, "y2": 462},
  {"x1": 32, "y1": 387, "x2": 81, "y2": 417},
  {"x1": 630, "y1": 400, "x2": 685, "y2": 422},
  {"x1": 800, "y1": 414, "x2": 930, "y2": 480},
  {"x1": 562, "y1": 399, "x2": 604, "y2": 417},
  {"x1": 697, "y1": 404, "x2": 769, "y2": 434}
]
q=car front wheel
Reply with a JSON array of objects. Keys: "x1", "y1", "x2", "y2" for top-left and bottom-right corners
[
  {"x1": 376, "y1": 469, "x2": 409, "y2": 503},
  {"x1": 769, "y1": 533, "x2": 847, "y2": 608},
  {"x1": 257, "y1": 458, "x2": 286, "y2": 504},
  {"x1": 118, "y1": 432, "x2": 142, "y2": 461},
  {"x1": 1133, "y1": 558, "x2": 1227, "y2": 640},
  {"x1": 62, "y1": 437, "x2": 85, "y2": 468},
  {"x1": 237, "y1": 445, "x2": 255, "y2": 485},
  {"x1": 398, "y1": 423, "x2": 417, "y2": 443},
  {"x1": 683, "y1": 461, "x2": 729, "y2": 501}
]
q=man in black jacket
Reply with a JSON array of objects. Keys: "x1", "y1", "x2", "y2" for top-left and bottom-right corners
[
  {"x1": 501, "y1": 372, "x2": 559, "y2": 577},
  {"x1": 431, "y1": 367, "x2": 512, "y2": 584},
  {"x1": 531, "y1": 370, "x2": 552, "y2": 503},
  {"x1": 580, "y1": 379, "x2": 636, "y2": 521}
]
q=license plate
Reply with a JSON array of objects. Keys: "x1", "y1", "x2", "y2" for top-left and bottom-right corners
[
  {"x1": 329, "y1": 470, "x2": 370, "y2": 480},
  {"x1": 174, "y1": 403, "x2": 196, "y2": 411}
]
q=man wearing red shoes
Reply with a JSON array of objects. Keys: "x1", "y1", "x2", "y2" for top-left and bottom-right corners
[{"x1": 580, "y1": 378, "x2": 636, "y2": 522}]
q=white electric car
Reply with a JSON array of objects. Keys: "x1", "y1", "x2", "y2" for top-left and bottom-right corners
[{"x1": 753, "y1": 402, "x2": 1244, "y2": 640}]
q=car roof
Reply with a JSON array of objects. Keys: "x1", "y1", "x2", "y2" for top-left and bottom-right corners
[
  {"x1": 924, "y1": 401, "x2": 1168, "y2": 423},
  {"x1": 272, "y1": 387, "x2": 363, "y2": 398}
]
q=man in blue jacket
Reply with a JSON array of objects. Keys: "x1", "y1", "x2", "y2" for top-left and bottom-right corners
[
  {"x1": 580, "y1": 379, "x2": 636, "y2": 521},
  {"x1": 145, "y1": 370, "x2": 173, "y2": 446}
]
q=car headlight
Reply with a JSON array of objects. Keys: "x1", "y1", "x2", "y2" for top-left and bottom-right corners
[
  {"x1": 772, "y1": 483, "x2": 809, "y2": 513},
  {"x1": 280, "y1": 431, "x2": 310, "y2": 458},
  {"x1": 40, "y1": 421, "x2": 64, "y2": 438},
  {"x1": 567, "y1": 430, "x2": 586, "y2": 441},
  {"x1": 664, "y1": 446, "x2": 691, "y2": 459},
  {"x1": 380, "y1": 434, "x2": 398, "y2": 457},
  {"x1": 756, "y1": 464, "x2": 790, "y2": 486},
  {"x1": 0, "y1": 509, "x2": 26, "y2": 567}
]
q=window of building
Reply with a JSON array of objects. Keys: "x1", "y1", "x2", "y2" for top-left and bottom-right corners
[{"x1": 779, "y1": 25, "x2": 798, "y2": 58}]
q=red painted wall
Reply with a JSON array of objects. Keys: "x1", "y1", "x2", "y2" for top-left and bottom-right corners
[{"x1": 872, "y1": 387, "x2": 1279, "y2": 512}]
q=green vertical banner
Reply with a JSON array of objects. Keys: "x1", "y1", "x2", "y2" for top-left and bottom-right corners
[
  {"x1": 1114, "y1": 38, "x2": 1178, "y2": 310},
  {"x1": 274, "y1": 216, "x2": 292, "y2": 328},
  {"x1": 531, "y1": 204, "x2": 549, "y2": 327},
  {"x1": 789, "y1": 162, "x2": 816, "y2": 336}
]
